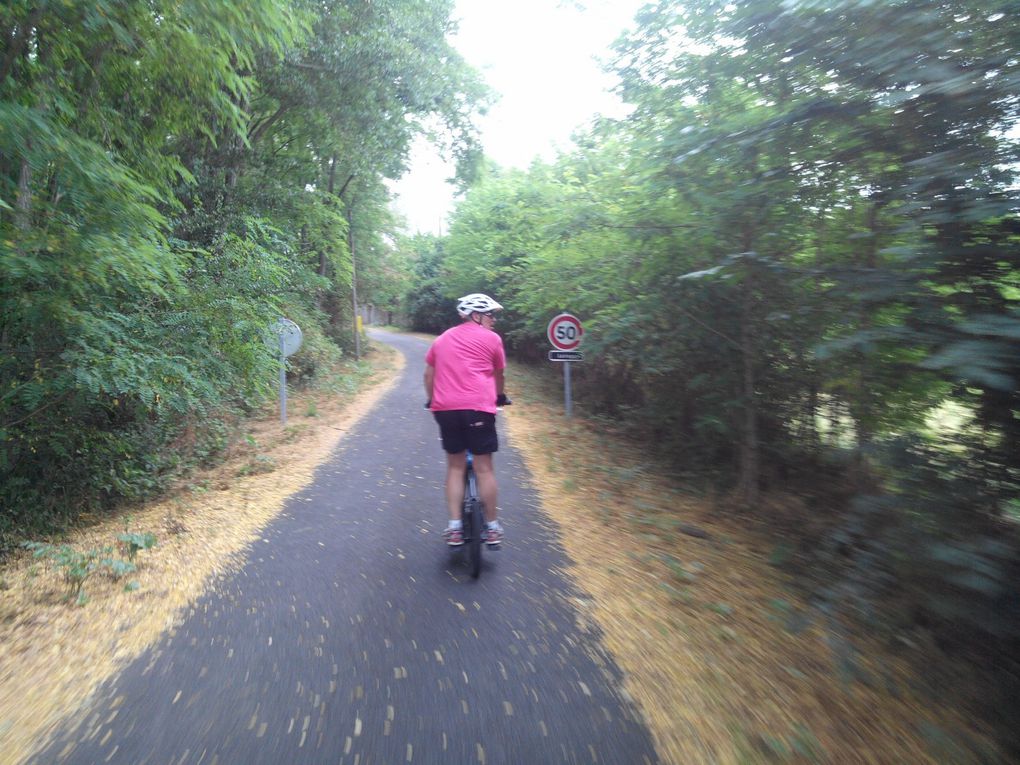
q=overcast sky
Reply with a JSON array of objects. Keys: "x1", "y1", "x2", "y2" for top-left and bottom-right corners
[{"x1": 389, "y1": 0, "x2": 646, "y2": 235}]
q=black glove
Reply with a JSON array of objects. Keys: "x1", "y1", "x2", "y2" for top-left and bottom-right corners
[
  {"x1": 424, "y1": 400, "x2": 431, "y2": 410},
  {"x1": 496, "y1": 393, "x2": 512, "y2": 407}
]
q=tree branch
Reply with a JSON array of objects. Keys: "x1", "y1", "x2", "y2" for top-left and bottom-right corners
[
  {"x1": 604, "y1": 223, "x2": 695, "y2": 230},
  {"x1": 336, "y1": 173, "x2": 355, "y2": 200},
  {"x1": 2, "y1": 390, "x2": 71, "y2": 429},
  {"x1": 248, "y1": 104, "x2": 288, "y2": 145},
  {"x1": 677, "y1": 307, "x2": 743, "y2": 351},
  {"x1": 285, "y1": 60, "x2": 328, "y2": 72}
]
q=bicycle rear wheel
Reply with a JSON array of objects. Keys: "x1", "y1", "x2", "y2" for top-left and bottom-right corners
[{"x1": 465, "y1": 499, "x2": 483, "y2": 579}]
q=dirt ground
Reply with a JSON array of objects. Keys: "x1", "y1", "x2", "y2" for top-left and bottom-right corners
[{"x1": 0, "y1": 336, "x2": 1005, "y2": 764}]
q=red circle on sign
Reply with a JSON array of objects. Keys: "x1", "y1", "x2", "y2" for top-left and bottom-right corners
[{"x1": 547, "y1": 313, "x2": 584, "y2": 351}]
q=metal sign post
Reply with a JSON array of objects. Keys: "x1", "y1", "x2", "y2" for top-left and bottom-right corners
[
  {"x1": 547, "y1": 313, "x2": 584, "y2": 418},
  {"x1": 270, "y1": 318, "x2": 303, "y2": 424},
  {"x1": 563, "y1": 357, "x2": 573, "y2": 417},
  {"x1": 279, "y1": 331, "x2": 288, "y2": 424}
]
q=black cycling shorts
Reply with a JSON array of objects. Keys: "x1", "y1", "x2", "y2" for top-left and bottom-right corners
[{"x1": 433, "y1": 410, "x2": 499, "y2": 455}]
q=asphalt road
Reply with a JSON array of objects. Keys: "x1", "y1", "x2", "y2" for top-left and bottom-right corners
[{"x1": 33, "y1": 329, "x2": 660, "y2": 765}]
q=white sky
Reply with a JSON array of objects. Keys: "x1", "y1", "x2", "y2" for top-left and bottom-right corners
[{"x1": 389, "y1": 0, "x2": 647, "y2": 235}]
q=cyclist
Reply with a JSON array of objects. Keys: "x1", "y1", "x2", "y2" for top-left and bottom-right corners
[{"x1": 424, "y1": 293, "x2": 510, "y2": 548}]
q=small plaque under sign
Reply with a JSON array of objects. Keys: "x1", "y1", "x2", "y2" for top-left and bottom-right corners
[{"x1": 548, "y1": 350, "x2": 583, "y2": 362}]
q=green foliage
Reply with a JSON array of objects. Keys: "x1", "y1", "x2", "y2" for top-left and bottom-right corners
[
  {"x1": 404, "y1": 235, "x2": 455, "y2": 334},
  {"x1": 104, "y1": 558, "x2": 138, "y2": 581},
  {"x1": 238, "y1": 454, "x2": 277, "y2": 476},
  {"x1": 1, "y1": 1, "x2": 486, "y2": 549},
  {"x1": 433, "y1": 0, "x2": 1019, "y2": 512},
  {"x1": 284, "y1": 309, "x2": 346, "y2": 385},
  {"x1": 21, "y1": 517, "x2": 156, "y2": 604},
  {"x1": 117, "y1": 532, "x2": 158, "y2": 564},
  {"x1": 21, "y1": 541, "x2": 135, "y2": 605},
  {"x1": 821, "y1": 440, "x2": 1020, "y2": 642}
]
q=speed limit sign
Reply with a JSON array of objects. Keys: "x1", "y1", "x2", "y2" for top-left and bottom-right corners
[{"x1": 547, "y1": 313, "x2": 584, "y2": 351}]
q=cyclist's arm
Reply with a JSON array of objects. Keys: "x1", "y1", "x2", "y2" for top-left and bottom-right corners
[
  {"x1": 423, "y1": 363, "x2": 435, "y2": 402},
  {"x1": 494, "y1": 367, "x2": 505, "y2": 397}
]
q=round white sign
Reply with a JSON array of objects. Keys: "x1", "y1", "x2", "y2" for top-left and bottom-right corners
[
  {"x1": 547, "y1": 313, "x2": 584, "y2": 351},
  {"x1": 272, "y1": 318, "x2": 303, "y2": 357}
]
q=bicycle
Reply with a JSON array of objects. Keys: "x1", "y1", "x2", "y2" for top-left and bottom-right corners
[
  {"x1": 461, "y1": 451, "x2": 486, "y2": 579},
  {"x1": 426, "y1": 399, "x2": 510, "y2": 580}
]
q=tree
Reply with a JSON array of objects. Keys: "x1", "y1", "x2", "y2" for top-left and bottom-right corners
[{"x1": 0, "y1": 0, "x2": 488, "y2": 544}]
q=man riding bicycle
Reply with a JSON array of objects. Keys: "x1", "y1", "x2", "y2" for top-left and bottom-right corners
[{"x1": 424, "y1": 293, "x2": 510, "y2": 547}]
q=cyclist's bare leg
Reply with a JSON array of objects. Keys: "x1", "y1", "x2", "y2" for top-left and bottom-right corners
[
  {"x1": 471, "y1": 453, "x2": 498, "y2": 523},
  {"x1": 445, "y1": 451, "x2": 467, "y2": 521}
]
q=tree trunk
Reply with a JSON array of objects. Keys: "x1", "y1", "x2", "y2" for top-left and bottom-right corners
[
  {"x1": 225, "y1": 88, "x2": 250, "y2": 189},
  {"x1": 15, "y1": 153, "x2": 32, "y2": 231},
  {"x1": 322, "y1": 156, "x2": 338, "y2": 277},
  {"x1": 853, "y1": 202, "x2": 881, "y2": 463},
  {"x1": 738, "y1": 279, "x2": 759, "y2": 508},
  {"x1": 737, "y1": 223, "x2": 760, "y2": 508},
  {"x1": 807, "y1": 382, "x2": 819, "y2": 447},
  {"x1": 348, "y1": 204, "x2": 360, "y2": 360}
]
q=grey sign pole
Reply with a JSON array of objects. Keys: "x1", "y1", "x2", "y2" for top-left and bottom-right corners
[
  {"x1": 563, "y1": 361, "x2": 573, "y2": 418},
  {"x1": 271, "y1": 318, "x2": 303, "y2": 424},
  {"x1": 279, "y1": 331, "x2": 288, "y2": 424}
]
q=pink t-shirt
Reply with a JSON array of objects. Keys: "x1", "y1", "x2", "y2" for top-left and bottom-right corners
[{"x1": 426, "y1": 321, "x2": 506, "y2": 414}]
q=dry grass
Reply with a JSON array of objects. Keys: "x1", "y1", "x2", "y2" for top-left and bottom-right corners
[
  {"x1": 0, "y1": 343, "x2": 403, "y2": 765},
  {"x1": 502, "y1": 360, "x2": 1003, "y2": 765}
]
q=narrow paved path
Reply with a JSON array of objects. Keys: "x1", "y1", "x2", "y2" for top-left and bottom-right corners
[{"x1": 34, "y1": 330, "x2": 659, "y2": 765}]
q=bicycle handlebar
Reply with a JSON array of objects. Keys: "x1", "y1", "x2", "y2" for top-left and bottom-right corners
[{"x1": 424, "y1": 394, "x2": 513, "y2": 410}]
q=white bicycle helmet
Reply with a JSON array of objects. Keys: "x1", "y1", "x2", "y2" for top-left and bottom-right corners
[{"x1": 456, "y1": 293, "x2": 503, "y2": 318}]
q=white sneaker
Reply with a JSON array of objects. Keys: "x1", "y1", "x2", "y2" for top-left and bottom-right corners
[{"x1": 483, "y1": 523, "x2": 503, "y2": 547}]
